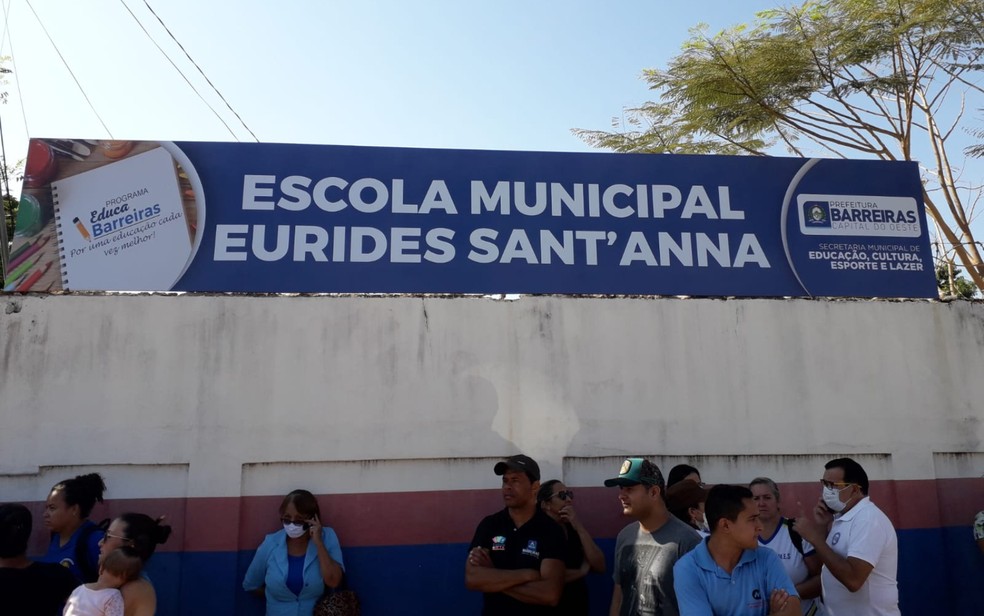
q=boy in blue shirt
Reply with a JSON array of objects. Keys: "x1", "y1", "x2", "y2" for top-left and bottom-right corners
[{"x1": 673, "y1": 484, "x2": 800, "y2": 616}]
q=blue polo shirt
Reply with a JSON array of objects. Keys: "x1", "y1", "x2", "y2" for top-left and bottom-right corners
[{"x1": 673, "y1": 538, "x2": 797, "y2": 616}]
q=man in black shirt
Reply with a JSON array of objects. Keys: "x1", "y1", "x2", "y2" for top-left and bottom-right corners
[
  {"x1": 0, "y1": 503, "x2": 79, "y2": 615},
  {"x1": 466, "y1": 454, "x2": 565, "y2": 615}
]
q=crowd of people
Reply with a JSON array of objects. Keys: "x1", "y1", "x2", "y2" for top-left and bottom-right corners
[
  {"x1": 0, "y1": 455, "x2": 920, "y2": 615},
  {"x1": 0, "y1": 473, "x2": 171, "y2": 616},
  {"x1": 466, "y1": 454, "x2": 901, "y2": 616}
]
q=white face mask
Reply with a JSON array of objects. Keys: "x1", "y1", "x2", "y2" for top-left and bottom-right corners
[
  {"x1": 822, "y1": 485, "x2": 851, "y2": 512},
  {"x1": 283, "y1": 522, "x2": 307, "y2": 539}
]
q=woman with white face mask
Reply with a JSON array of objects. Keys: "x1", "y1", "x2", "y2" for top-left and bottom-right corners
[{"x1": 243, "y1": 489, "x2": 345, "y2": 616}]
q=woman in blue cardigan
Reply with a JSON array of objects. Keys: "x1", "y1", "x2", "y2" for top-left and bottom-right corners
[{"x1": 244, "y1": 489, "x2": 345, "y2": 616}]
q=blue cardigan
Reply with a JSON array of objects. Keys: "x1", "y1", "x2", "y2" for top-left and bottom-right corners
[{"x1": 243, "y1": 528, "x2": 346, "y2": 616}]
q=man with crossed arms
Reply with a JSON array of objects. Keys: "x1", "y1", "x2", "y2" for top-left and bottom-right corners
[{"x1": 465, "y1": 454, "x2": 565, "y2": 615}]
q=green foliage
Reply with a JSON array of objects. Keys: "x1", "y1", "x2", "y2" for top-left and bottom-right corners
[
  {"x1": 936, "y1": 263, "x2": 979, "y2": 298},
  {"x1": 1, "y1": 195, "x2": 16, "y2": 287},
  {"x1": 2, "y1": 193, "x2": 15, "y2": 240},
  {"x1": 576, "y1": 0, "x2": 984, "y2": 293}
]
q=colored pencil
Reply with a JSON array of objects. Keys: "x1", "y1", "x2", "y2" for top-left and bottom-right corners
[
  {"x1": 8, "y1": 239, "x2": 34, "y2": 262},
  {"x1": 4, "y1": 254, "x2": 41, "y2": 284},
  {"x1": 3, "y1": 273, "x2": 28, "y2": 292},
  {"x1": 16, "y1": 261, "x2": 53, "y2": 292},
  {"x1": 7, "y1": 234, "x2": 48, "y2": 262},
  {"x1": 7, "y1": 235, "x2": 49, "y2": 270}
]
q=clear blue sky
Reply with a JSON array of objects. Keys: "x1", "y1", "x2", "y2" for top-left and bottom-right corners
[{"x1": 0, "y1": 0, "x2": 780, "y2": 174}]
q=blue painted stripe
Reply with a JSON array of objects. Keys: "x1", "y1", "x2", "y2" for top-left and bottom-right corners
[{"x1": 141, "y1": 528, "x2": 982, "y2": 615}]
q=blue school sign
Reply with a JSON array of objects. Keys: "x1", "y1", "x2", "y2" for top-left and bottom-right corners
[{"x1": 10, "y1": 140, "x2": 937, "y2": 297}]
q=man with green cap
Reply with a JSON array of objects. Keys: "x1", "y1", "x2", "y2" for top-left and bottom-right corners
[{"x1": 605, "y1": 457, "x2": 701, "y2": 616}]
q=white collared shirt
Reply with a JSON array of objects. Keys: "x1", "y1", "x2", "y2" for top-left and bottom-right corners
[{"x1": 821, "y1": 497, "x2": 899, "y2": 616}]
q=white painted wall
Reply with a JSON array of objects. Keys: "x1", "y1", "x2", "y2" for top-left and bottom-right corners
[{"x1": 1, "y1": 294, "x2": 981, "y2": 501}]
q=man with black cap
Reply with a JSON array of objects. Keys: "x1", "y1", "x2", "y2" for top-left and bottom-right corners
[
  {"x1": 466, "y1": 454, "x2": 565, "y2": 615},
  {"x1": 606, "y1": 457, "x2": 701, "y2": 616}
]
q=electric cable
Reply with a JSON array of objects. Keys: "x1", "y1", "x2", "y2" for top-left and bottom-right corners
[
  {"x1": 0, "y1": 1, "x2": 11, "y2": 199},
  {"x1": 138, "y1": 0, "x2": 259, "y2": 142},
  {"x1": 118, "y1": 0, "x2": 241, "y2": 141},
  {"x1": 0, "y1": 0, "x2": 10, "y2": 51},
  {"x1": 0, "y1": 0, "x2": 20, "y2": 275},
  {"x1": 0, "y1": 112, "x2": 10, "y2": 199},
  {"x1": 2, "y1": 0, "x2": 29, "y2": 137},
  {"x1": 0, "y1": 110, "x2": 9, "y2": 275},
  {"x1": 0, "y1": 1, "x2": 10, "y2": 202},
  {"x1": 25, "y1": 0, "x2": 112, "y2": 137},
  {"x1": 0, "y1": 0, "x2": 8, "y2": 273}
]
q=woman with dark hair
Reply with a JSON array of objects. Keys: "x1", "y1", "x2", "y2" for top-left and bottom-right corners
[
  {"x1": 243, "y1": 489, "x2": 345, "y2": 616},
  {"x1": 98, "y1": 512, "x2": 172, "y2": 616},
  {"x1": 40, "y1": 472, "x2": 107, "y2": 582},
  {"x1": 666, "y1": 464, "x2": 701, "y2": 489},
  {"x1": 536, "y1": 480, "x2": 605, "y2": 616},
  {"x1": 665, "y1": 479, "x2": 711, "y2": 537}
]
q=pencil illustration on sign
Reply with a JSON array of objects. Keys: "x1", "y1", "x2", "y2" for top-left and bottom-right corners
[{"x1": 72, "y1": 217, "x2": 92, "y2": 241}]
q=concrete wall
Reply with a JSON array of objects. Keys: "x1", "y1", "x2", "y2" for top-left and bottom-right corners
[{"x1": 1, "y1": 294, "x2": 982, "y2": 614}]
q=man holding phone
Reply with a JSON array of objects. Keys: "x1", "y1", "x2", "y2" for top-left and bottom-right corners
[{"x1": 794, "y1": 458, "x2": 899, "y2": 615}]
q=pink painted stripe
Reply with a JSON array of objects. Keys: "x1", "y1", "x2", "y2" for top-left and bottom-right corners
[
  {"x1": 933, "y1": 478, "x2": 983, "y2": 527},
  {"x1": 20, "y1": 478, "x2": 982, "y2": 554},
  {"x1": 235, "y1": 490, "x2": 503, "y2": 550}
]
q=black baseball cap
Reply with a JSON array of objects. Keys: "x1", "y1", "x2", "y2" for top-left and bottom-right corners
[{"x1": 494, "y1": 455, "x2": 541, "y2": 482}]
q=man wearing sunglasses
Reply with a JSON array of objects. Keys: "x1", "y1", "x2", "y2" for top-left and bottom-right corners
[{"x1": 793, "y1": 457, "x2": 899, "y2": 615}]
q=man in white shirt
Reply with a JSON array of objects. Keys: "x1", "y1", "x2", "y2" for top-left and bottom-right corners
[{"x1": 794, "y1": 457, "x2": 899, "y2": 616}]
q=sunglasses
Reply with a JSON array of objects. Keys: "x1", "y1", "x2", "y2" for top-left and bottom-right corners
[
  {"x1": 280, "y1": 517, "x2": 312, "y2": 530},
  {"x1": 550, "y1": 490, "x2": 575, "y2": 501}
]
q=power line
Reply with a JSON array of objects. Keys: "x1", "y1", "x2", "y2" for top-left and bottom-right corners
[
  {"x1": 2, "y1": 0, "x2": 29, "y2": 137},
  {"x1": 0, "y1": 0, "x2": 9, "y2": 273},
  {"x1": 137, "y1": 0, "x2": 259, "y2": 142},
  {"x1": 24, "y1": 0, "x2": 112, "y2": 137},
  {"x1": 0, "y1": 1, "x2": 13, "y2": 198},
  {"x1": 117, "y1": 0, "x2": 241, "y2": 141},
  {"x1": 0, "y1": 0, "x2": 10, "y2": 52}
]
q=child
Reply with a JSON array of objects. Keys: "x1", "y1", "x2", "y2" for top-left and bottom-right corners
[{"x1": 63, "y1": 547, "x2": 142, "y2": 616}]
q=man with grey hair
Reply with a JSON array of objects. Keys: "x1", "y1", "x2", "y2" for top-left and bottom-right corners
[
  {"x1": 750, "y1": 477, "x2": 822, "y2": 615},
  {"x1": 605, "y1": 457, "x2": 700, "y2": 616}
]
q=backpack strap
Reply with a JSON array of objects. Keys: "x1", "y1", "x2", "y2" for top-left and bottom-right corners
[{"x1": 784, "y1": 518, "x2": 807, "y2": 556}]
